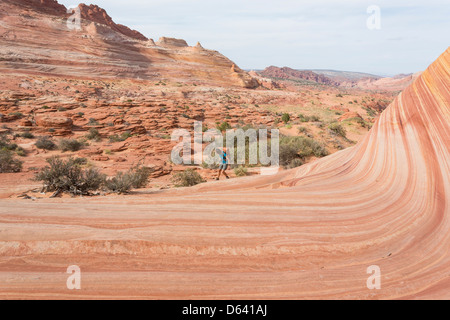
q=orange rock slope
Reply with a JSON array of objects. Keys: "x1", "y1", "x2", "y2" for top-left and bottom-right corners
[
  {"x1": 0, "y1": 0, "x2": 258, "y2": 88},
  {"x1": 0, "y1": 47, "x2": 448, "y2": 300}
]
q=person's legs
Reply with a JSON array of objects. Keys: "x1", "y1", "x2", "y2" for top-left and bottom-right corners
[
  {"x1": 222, "y1": 165, "x2": 229, "y2": 179},
  {"x1": 216, "y1": 169, "x2": 222, "y2": 180},
  {"x1": 223, "y1": 168, "x2": 229, "y2": 179}
]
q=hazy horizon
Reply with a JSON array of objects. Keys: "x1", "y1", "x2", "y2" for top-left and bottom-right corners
[{"x1": 57, "y1": 0, "x2": 450, "y2": 76}]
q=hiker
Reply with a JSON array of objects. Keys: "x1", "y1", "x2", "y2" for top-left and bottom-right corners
[{"x1": 216, "y1": 147, "x2": 230, "y2": 180}]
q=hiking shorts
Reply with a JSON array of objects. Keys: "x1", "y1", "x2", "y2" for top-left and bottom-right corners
[{"x1": 219, "y1": 164, "x2": 228, "y2": 170}]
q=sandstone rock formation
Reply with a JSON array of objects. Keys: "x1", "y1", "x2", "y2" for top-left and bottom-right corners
[
  {"x1": 77, "y1": 4, "x2": 148, "y2": 41},
  {"x1": 35, "y1": 115, "x2": 73, "y2": 135},
  {"x1": 0, "y1": 0, "x2": 259, "y2": 89},
  {"x1": 0, "y1": 47, "x2": 448, "y2": 299},
  {"x1": 157, "y1": 37, "x2": 189, "y2": 48},
  {"x1": 261, "y1": 66, "x2": 340, "y2": 86}
]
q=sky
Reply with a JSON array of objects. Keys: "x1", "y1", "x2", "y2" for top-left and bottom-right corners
[{"x1": 58, "y1": 0, "x2": 450, "y2": 76}]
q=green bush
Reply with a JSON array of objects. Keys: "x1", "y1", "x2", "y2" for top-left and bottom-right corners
[
  {"x1": 8, "y1": 112, "x2": 23, "y2": 119},
  {"x1": 202, "y1": 162, "x2": 219, "y2": 170},
  {"x1": 234, "y1": 166, "x2": 248, "y2": 177},
  {"x1": 298, "y1": 114, "x2": 310, "y2": 122},
  {"x1": 310, "y1": 115, "x2": 321, "y2": 122},
  {"x1": 59, "y1": 139, "x2": 84, "y2": 152},
  {"x1": 216, "y1": 121, "x2": 232, "y2": 132},
  {"x1": 0, "y1": 149, "x2": 23, "y2": 173},
  {"x1": 129, "y1": 165, "x2": 153, "y2": 189},
  {"x1": 282, "y1": 113, "x2": 291, "y2": 124},
  {"x1": 86, "y1": 128, "x2": 101, "y2": 141},
  {"x1": 15, "y1": 148, "x2": 26, "y2": 157},
  {"x1": 35, "y1": 136, "x2": 56, "y2": 150},
  {"x1": 279, "y1": 136, "x2": 328, "y2": 167},
  {"x1": 35, "y1": 157, "x2": 105, "y2": 196},
  {"x1": 172, "y1": 169, "x2": 205, "y2": 187},
  {"x1": 279, "y1": 143, "x2": 300, "y2": 167},
  {"x1": 298, "y1": 126, "x2": 308, "y2": 134},
  {"x1": 21, "y1": 132, "x2": 35, "y2": 139},
  {"x1": 109, "y1": 131, "x2": 132, "y2": 142},
  {"x1": 288, "y1": 158, "x2": 304, "y2": 169},
  {"x1": 105, "y1": 165, "x2": 153, "y2": 194},
  {"x1": 328, "y1": 122, "x2": 347, "y2": 138},
  {"x1": 104, "y1": 172, "x2": 135, "y2": 194},
  {"x1": 88, "y1": 118, "x2": 99, "y2": 125}
]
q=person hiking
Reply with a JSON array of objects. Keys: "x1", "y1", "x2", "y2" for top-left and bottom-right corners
[{"x1": 216, "y1": 147, "x2": 230, "y2": 180}]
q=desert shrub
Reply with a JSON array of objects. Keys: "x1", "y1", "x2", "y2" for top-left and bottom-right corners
[
  {"x1": 328, "y1": 122, "x2": 347, "y2": 138},
  {"x1": 8, "y1": 112, "x2": 23, "y2": 119},
  {"x1": 172, "y1": 169, "x2": 205, "y2": 187},
  {"x1": 288, "y1": 158, "x2": 304, "y2": 169},
  {"x1": 0, "y1": 149, "x2": 23, "y2": 173},
  {"x1": 279, "y1": 143, "x2": 300, "y2": 167},
  {"x1": 282, "y1": 113, "x2": 291, "y2": 124},
  {"x1": 109, "y1": 131, "x2": 132, "y2": 142},
  {"x1": 88, "y1": 118, "x2": 99, "y2": 125},
  {"x1": 86, "y1": 128, "x2": 101, "y2": 141},
  {"x1": 298, "y1": 126, "x2": 308, "y2": 134},
  {"x1": 202, "y1": 161, "x2": 219, "y2": 170},
  {"x1": 279, "y1": 136, "x2": 328, "y2": 167},
  {"x1": 21, "y1": 132, "x2": 35, "y2": 139},
  {"x1": 0, "y1": 140, "x2": 17, "y2": 151},
  {"x1": 35, "y1": 136, "x2": 56, "y2": 150},
  {"x1": 234, "y1": 166, "x2": 248, "y2": 177},
  {"x1": 216, "y1": 121, "x2": 232, "y2": 132},
  {"x1": 129, "y1": 165, "x2": 153, "y2": 189},
  {"x1": 310, "y1": 115, "x2": 321, "y2": 122},
  {"x1": 0, "y1": 134, "x2": 13, "y2": 149},
  {"x1": 298, "y1": 114, "x2": 310, "y2": 122},
  {"x1": 104, "y1": 172, "x2": 135, "y2": 194},
  {"x1": 72, "y1": 157, "x2": 88, "y2": 166},
  {"x1": 35, "y1": 157, "x2": 105, "y2": 196},
  {"x1": 15, "y1": 147, "x2": 26, "y2": 157},
  {"x1": 105, "y1": 165, "x2": 152, "y2": 194},
  {"x1": 59, "y1": 138, "x2": 84, "y2": 152}
]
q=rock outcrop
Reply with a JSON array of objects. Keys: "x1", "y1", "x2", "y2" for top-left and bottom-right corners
[
  {"x1": 0, "y1": 0, "x2": 258, "y2": 89},
  {"x1": 77, "y1": 4, "x2": 148, "y2": 41},
  {"x1": 260, "y1": 66, "x2": 340, "y2": 86},
  {"x1": 157, "y1": 37, "x2": 189, "y2": 48}
]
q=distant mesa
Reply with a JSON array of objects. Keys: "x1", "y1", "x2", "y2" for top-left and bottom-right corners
[
  {"x1": 260, "y1": 66, "x2": 340, "y2": 86},
  {"x1": 259, "y1": 66, "x2": 418, "y2": 91}
]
